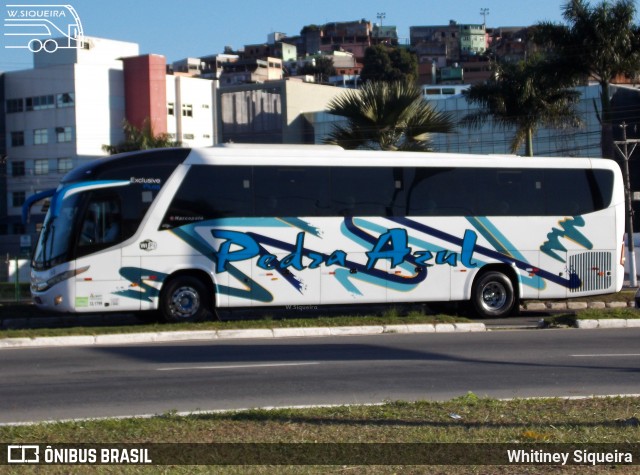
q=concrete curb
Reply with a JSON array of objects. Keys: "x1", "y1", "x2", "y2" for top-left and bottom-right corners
[
  {"x1": 521, "y1": 300, "x2": 635, "y2": 311},
  {"x1": 1, "y1": 300, "x2": 637, "y2": 349},
  {"x1": 576, "y1": 319, "x2": 640, "y2": 329},
  {"x1": 0, "y1": 323, "x2": 486, "y2": 349}
]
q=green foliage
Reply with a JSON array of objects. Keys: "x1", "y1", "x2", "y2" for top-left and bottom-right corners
[
  {"x1": 360, "y1": 45, "x2": 418, "y2": 83},
  {"x1": 102, "y1": 118, "x2": 181, "y2": 155},
  {"x1": 324, "y1": 81, "x2": 455, "y2": 151},
  {"x1": 461, "y1": 55, "x2": 582, "y2": 156},
  {"x1": 534, "y1": 0, "x2": 640, "y2": 157},
  {"x1": 297, "y1": 56, "x2": 336, "y2": 83}
]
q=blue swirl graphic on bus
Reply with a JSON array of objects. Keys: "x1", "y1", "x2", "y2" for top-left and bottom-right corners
[
  {"x1": 540, "y1": 216, "x2": 592, "y2": 263},
  {"x1": 162, "y1": 215, "x2": 587, "y2": 304}
]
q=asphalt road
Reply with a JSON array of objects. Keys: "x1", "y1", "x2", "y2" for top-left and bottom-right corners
[{"x1": 1, "y1": 327, "x2": 639, "y2": 424}]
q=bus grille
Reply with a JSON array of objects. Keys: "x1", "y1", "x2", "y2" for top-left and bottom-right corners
[{"x1": 568, "y1": 251, "x2": 612, "y2": 293}]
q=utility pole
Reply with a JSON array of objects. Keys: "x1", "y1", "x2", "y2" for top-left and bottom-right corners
[
  {"x1": 480, "y1": 8, "x2": 489, "y2": 27},
  {"x1": 614, "y1": 122, "x2": 639, "y2": 287},
  {"x1": 376, "y1": 12, "x2": 386, "y2": 28}
]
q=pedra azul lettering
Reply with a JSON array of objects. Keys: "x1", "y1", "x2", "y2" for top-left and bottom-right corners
[{"x1": 211, "y1": 228, "x2": 478, "y2": 273}]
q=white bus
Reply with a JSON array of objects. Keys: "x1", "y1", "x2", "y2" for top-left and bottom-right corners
[{"x1": 25, "y1": 144, "x2": 625, "y2": 322}]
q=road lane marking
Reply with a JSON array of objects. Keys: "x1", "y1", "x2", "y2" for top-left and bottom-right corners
[
  {"x1": 156, "y1": 362, "x2": 321, "y2": 371},
  {"x1": 570, "y1": 354, "x2": 640, "y2": 357}
]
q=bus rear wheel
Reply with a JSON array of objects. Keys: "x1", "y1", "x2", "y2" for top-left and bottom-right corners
[
  {"x1": 160, "y1": 276, "x2": 212, "y2": 323},
  {"x1": 471, "y1": 271, "x2": 516, "y2": 318}
]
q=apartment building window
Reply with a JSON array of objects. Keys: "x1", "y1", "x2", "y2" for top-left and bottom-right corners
[
  {"x1": 202, "y1": 104, "x2": 210, "y2": 109},
  {"x1": 6, "y1": 98, "x2": 24, "y2": 113},
  {"x1": 34, "y1": 128, "x2": 48, "y2": 145},
  {"x1": 12, "y1": 161, "x2": 25, "y2": 177},
  {"x1": 181, "y1": 104, "x2": 193, "y2": 117},
  {"x1": 34, "y1": 159, "x2": 49, "y2": 175},
  {"x1": 183, "y1": 133, "x2": 195, "y2": 140},
  {"x1": 26, "y1": 94, "x2": 55, "y2": 111},
  {"x1": 12, "y1": 191, "x2": 26, "y2": 208},
  {"x1": 168, "y1": 102, "x2": 175, "y2": 115},
  {"x1": 57, "y1": 157, "x2": 73, "y2": 173},
  {"x1": 56, "y1": 92, "x2": 75, "y2": 108},
  {"x1": 56, "y1": 126, "x2": 73, "y2": 143},
  {"x1": 10, "y1": 131, "x2": 24, "y2": 147}
]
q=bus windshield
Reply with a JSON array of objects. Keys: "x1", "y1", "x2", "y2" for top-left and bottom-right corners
[
  {"x1": 32, "y1": 180, "x2": 129, "y2": 270},
  {"x1": 32, "y1": 192, "x2": 82, "y2": 270}
]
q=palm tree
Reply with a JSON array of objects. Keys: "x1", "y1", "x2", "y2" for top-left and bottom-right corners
[
  {"x1": 534, "y1": 0, "x2": 640, "y2": 158},
  {"x1": 461, "y1": 56, "x2": 582, "y2": 156},
  {"x1": 323, "y1": 81, "x2": 455, "y2": 151},
  {"x1": 103, "y1": 118, "x2": 181, "y2": 155}
]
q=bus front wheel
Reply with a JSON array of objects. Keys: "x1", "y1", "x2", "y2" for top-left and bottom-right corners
[
  {"x1": 160, "y1": 276, "x2": 212, "y2": 323},
  {"x1": 471, "y1": 271, "x2": 516, "y2": 318}
]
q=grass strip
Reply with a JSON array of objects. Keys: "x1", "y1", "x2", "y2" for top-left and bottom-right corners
[
  {"x1": 1, "y1": 395, "x2": 639, "y2": 473},
  {"x1": 0, "y1": 310, "x2": 466, "y2": 339}
]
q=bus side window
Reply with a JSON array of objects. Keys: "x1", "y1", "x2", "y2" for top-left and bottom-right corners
[{"x1": 77, "y1": 196, "x2": 122, "y2": 249}]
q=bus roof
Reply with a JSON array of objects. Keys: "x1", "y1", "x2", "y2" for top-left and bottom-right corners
[
  {"x1": 184, "y1": 144, "x2": 619, "y2": 171},
  {"x1": 61, "y1": 148, "x2": 190, "y2": 184}
]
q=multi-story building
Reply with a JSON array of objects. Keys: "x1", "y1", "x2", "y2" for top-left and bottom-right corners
[
  {"x1": 3, "y1": 37, "x2": 139, "y2": 237},
  {"x1": 411, "y1": 21, "x2": 490, "y2": 85},
  {"x1": 219, "y1": 57, "x2": 284, "y2": 85},
  {"x1": 300, "y1": 20, "x2": 398, "y2": 62},
  {"x1": 243, "y1": 38, "x2": 297, "y2": 63},
  {"x1": 487, "y1": 27, "x2": 533, "y2": 63},
  {"x1": 166, "y1": 73, "x2": 215, "y2": 148},
  {"x1": 123, "y1": 54, "x2": 215, "y2": 148},
  {"x1": 410, "y1": 22, "x2": 462, "y2": 63},
  {"x1": 1, "y1": 37, "x2": 216, "y2": 254},
  {"x1": 0, "y1": 74, "x2": 7, "y2": 238},
  {"x1": 217, "y1": 79, "x2": 346, "y2": 144},
  {"x1": 198, "y1": 54, "x2": 240, "y2": 80},
  {"x1": 459, "y1": 24, "x2": 487, "y2": 56},
  {"x1": 288, "y1": 50, "x2": 361, "y2": 85}
]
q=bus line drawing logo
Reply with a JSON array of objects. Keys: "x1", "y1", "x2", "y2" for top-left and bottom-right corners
[
  {"x1": 7, "y1": 445, "x2": 40, "y2": 464},
  {"x1": 3, "y1": 4, "x2": 84, "y2": 53}
]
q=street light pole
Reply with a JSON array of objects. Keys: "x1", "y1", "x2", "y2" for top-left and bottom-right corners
[{"x1": 614, "y1": 122, "x2": 638, "y2": 286}]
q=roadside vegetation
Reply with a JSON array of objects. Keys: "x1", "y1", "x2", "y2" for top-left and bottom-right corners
[
  {"x1": 1, "y1": 394, "x2": 639, "y2": 473},
  {"x1": 0, "y1": 289, "x2": 637, "y2": 339},
  {"x1": 0, "y1": 307, "x2": 468, "y2": 339}
]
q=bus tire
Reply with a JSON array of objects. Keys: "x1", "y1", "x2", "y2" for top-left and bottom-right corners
[
  {"x1": 160, "y1": 276, "x2": 212, "y2": 323},
  {"x1": 471, "y1": 271, "x2": 516, "y2": 318}
]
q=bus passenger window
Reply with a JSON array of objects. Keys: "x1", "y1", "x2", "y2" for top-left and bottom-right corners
[{"x1": 78, "y1": 198, "x2": 121, "y2": 247}]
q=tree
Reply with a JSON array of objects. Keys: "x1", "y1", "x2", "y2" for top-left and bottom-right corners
[
  {"x1": 461, "y1": 56, "x2": 582, "y2": 156},
  {"x1": 103, "y1": 118, "x2": 180, "y2": 155},
  {"x1": 298, "y1": 56, "x2": 336, "y2": 84},
  {"x1": 360, "y1": 45, "x2": 418, "y2": 83},
  {"x1": 534, "y1": 0, "x2": 640, "y2": 158},
  {"x1": 324, "y1": 81, "x2": 455, "y2": 151}
]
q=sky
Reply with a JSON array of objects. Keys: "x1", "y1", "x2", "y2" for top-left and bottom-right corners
[{"x1": 1, "y1": 0, "x2": 571, "y2": 72}]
